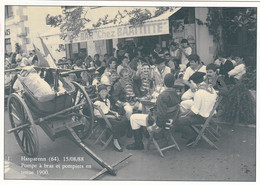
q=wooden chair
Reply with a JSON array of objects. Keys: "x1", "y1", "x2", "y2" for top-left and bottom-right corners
[
  {"x1": 147, "y1": 106, "x2": 181, "y2": 157},
  {"x1": 85, "y1": 92, "x2": 114, "y2": 151},
  {"x1": 191, "y1": 96, "x2": 223, "y2": 149},
  {"x1": 91, "y1": 105, "x2": 114, "y2": 150},
  {"x1": 147, "y1": 128, "x2": 180, "y2": 157}
]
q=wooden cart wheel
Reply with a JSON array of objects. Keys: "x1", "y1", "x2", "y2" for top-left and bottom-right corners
[
  {"x1": 8, "y1": 93, "x2": 39, "y2": 157},
  {"x1": 71, "y1": 82, "x2": 94, "y2": 139}
]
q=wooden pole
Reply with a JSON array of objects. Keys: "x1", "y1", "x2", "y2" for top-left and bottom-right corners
[
  {"x1": 90, "y1": 153, "x2": 133, "y2": 180},
  {"x1": 36, "y1": 102, "x2": 85, "y2": 123},
  {"x1": 66, "y1": 126, "x2": 117, "y2": 176}
]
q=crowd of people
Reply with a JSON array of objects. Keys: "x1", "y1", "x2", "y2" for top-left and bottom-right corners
[{"x1": 5, "y1": 38, "x2": 250, "y2": 152}]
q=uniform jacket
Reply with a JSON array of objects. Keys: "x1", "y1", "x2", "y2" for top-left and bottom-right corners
[{"x1": 155, "y1": 88, "x2": 180, "y2": 128}]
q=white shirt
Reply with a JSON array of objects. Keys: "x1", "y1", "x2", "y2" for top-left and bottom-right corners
[
  {"x1": 214, "y1": 59, "x2": 221, "y2": 66},
  {"x1": 152, "y1": 66, "x2": 171, "y2": 88},
  {"x1": 183, "y1": 65, "x2": 207, "y2": 81},
  {"x1": 117, "y1": 64, "x2": 133, "y2": 75},
  {"x1": 191, "y1": 86, "x2": 217, "y2": 118},
  {"x1": 117, "y1": 65, "x2": 123, "y2": 75},
  {"x1": 228, "y1": 63, "x2": 246, "y2": 80},
  {"x1": 181, "y1": 47, "x2": 192, "y2": 65},
  {"x1": 230, "y1": 59, "x2": 237, "y2": 66},
  {"x1": 94, "y1": 99, "x2": 111, "y2": 117}
]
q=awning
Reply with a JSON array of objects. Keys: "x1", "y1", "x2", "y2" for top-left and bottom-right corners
[{"x1": 64, "y1": 7, "x2": 181, "y2": 43}]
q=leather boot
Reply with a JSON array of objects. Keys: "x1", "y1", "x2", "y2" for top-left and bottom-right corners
[{"x1": 126, "y1": 129, "x2": 144, "y2": 150}]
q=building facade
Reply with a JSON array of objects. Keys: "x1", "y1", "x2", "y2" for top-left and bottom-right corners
[
  {"x1": 5, "y1": 6, "x2": 217, "y2": 64},
  {"x1": 5, "y1": 5, "x2": 65, "y2": 60}
]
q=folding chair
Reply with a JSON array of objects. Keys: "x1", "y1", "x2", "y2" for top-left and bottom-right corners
[
  {"x1": 191, "y1": 96, "x2": 223, "y2": 149},
  {"x1": 147, "y1": 106, "x2": 181, "y2": 157},
  {"x1": 92, "y1": 105, "x2": 114, "y2": 150},
  {"x1": 82, "y1": 84, "x2": 113, "y2": 150}
]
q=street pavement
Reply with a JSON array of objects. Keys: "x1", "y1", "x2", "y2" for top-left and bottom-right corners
[{"x1": 3, "y1": 108, "x2": 256, "y2": 181}]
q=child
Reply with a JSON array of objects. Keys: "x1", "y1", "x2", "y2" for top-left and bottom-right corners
[{"x1": 94, "y1": 84, "x2": 128, "y2": 152}]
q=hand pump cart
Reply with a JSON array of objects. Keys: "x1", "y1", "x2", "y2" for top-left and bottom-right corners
[{"x1": 7, "y1": 67, "x2": 132, "y2": 179}]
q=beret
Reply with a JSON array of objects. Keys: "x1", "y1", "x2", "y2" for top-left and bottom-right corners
[{"x1": 189, "y1": 72, "x2": 206, "y2": 84}]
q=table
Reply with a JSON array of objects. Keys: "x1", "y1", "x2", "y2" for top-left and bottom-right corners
[{"x1": 140, "y1": 79, "x2": 185, "y2": 114}]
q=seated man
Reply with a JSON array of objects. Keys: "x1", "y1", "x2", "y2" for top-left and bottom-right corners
[
  {"x1": 133, "y1": 62, "x2": 154, "y2": 98},
  {"x1": 182, "y1": 54, "x2": 206, "y2": 92},
  {"x1": 228, "y1": 54, "x2": 246, "y2": 83},
  {"x1": 217, "y1": 51, "x2": 234, "y2": 84},
  {"x1": 126, "y1": 73, "x2": 180, "y2": 150},
  {"x1": 174, "y1": 72, "x2": 218, "y2": 146},
  {"x1": 111, "y1": 68, "x2": 141, "y2": 120},
  {"x1": 180, "y1": 54, "x2": 206, "y2": 111},
  {"x1": 205, "y1": 63, "x2": 228, "y2": 96},
  {"x1": 151, "y1": 57, "x2": 171, "y2": 92}
]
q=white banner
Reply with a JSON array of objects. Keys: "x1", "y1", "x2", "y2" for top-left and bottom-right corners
[{"x1": 65, "y1": 20, "x2": 169, "y2": 44}]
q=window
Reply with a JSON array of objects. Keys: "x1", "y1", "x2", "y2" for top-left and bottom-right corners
[
  {"x1": 5, "y1": 38, "x2": 11, "y2": 45},
  {"x1": 5, "y1": 38, "x2": 11, "y2": 52},
  {"x1": 5, "y1": 6, "x2": 13, "y2": 18}
]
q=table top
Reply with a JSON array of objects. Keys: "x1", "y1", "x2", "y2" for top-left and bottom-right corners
[{"x1": 140, "y1": 99, "x2": 156, "y2": 105}]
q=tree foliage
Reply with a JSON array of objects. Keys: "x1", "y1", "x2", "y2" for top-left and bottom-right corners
[
  {"x1": 46, "y1": 6, "x2": 175, "y2": 41},
  {"x1": 46, "y1": 7, "x2": 90, "y2": 41},
  {"x1": 201, "y1": 7, "x2": 257, "y2": 55},
  {"x1": 229, "y1": 8, "x2": 256, "y2": 39},
  {"x1": 221, "y1": 82, "x2": 256, "y2": 124},
  {"x1": 242, "y1": 66, "x2": 256, "y2": 90},
  {"x1": 127, "y1": 9, "x2": 152, "y2": 26}
]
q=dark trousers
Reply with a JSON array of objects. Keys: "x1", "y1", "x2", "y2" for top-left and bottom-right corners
[
  {"x1": 174, "y1": 113, "x2": 206, "y2": 140},
  {"x1": 97, "y1": 117, "x2": 128, "y2": 139}
]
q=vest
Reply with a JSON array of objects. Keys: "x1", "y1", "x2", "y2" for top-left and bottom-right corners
[
  {"x1": 119, "y1": 79, "x2": 135, "y2": 100},
  {"x1": 140, "y1": 77, "x2": 151, "y2": 93}
]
